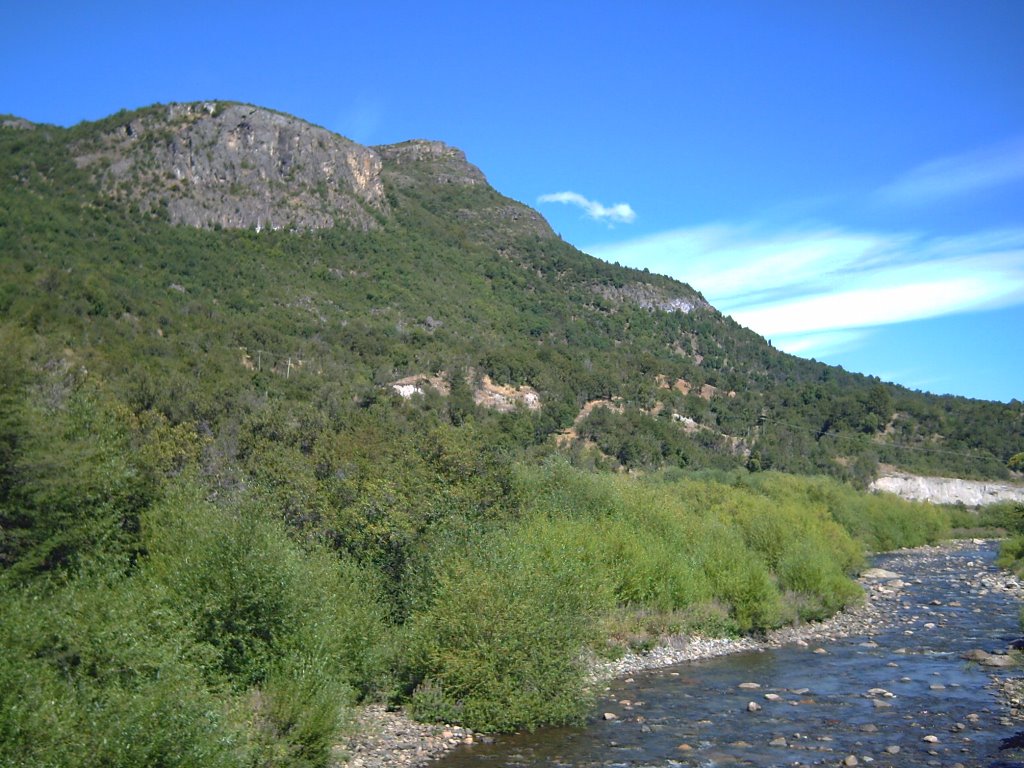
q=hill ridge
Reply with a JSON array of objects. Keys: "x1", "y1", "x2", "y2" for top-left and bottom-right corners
[{"x1": 1, "y1": 99, "x2": 1020, "y2": 482}]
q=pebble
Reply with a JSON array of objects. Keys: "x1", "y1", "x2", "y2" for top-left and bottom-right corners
[
  {"x1": 866, "y1": 688, "x2": 895, "y2": 698},
  {"x1": 334, "y1": 704, "x2": 476, "y2": 768}
]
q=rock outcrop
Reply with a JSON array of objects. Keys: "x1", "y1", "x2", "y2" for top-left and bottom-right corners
[
  {"x1": 68, "y1": 102, "x2": 557, "y2": 241},
  {"x1": 377, "y1": 139, "x2": 555, "y2": 239},
  {"x1": 1, "y1": 117, "x2": 35, "y2": 130},
  {"x1": 870, "y1": 473, "x2": 1024, "y2": 507},
  {"x1": 596, "y1": 282, "x2": 708, "y2": 314},
  {"x1": 73, "y1": 101, "x2": 388, "y2": 231},
  {"x1": 376, "y1": 139, "x2": 487, "y2": 186},
  {"x1": 389, "y1": 372, "x2": 541, "y2": 412}
]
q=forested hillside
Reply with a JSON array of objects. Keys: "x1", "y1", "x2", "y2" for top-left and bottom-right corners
[
  {"x1": 1, "y1": 102, "x2": 1020, "y2": 484},
  {"x1": 1, "y1": 102, "x2": 1021, "y2": 766}
]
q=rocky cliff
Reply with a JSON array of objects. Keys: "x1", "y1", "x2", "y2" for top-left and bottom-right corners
[
  {"x1": 68, "y1": 101, "x2": 548, "y2": 237},
  {"x1": 376, "y1": 138, "x2": 554, "y2": 239},
  {"x1": 870, "y1": 473, "x2": 1024, "y2": 507},
  {"x1": 72, "y1": 102, "x2": 391, "y2": 231}
]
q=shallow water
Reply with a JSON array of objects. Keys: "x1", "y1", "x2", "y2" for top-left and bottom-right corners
[{"x1": 431, "y1": 541, "x2": 1024, "y2": 767}]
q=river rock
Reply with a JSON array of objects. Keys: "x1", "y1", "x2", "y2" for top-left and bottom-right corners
[
  {"x1": 985, "y1": 654, "x2": 1017, "y2": 667},
  {"x1": 963, "y1": 648, "x2": 1017, "y2": 667},
  {"x1": 861, "y1": 568, "x2": 901, "y2": 579}
]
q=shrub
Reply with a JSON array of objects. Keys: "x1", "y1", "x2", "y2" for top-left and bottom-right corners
[
  {"x1": 0, "y1": 570, "x2": 245, "y2": 768},
  {"x1": 401, "y1": 529, "x2": 602, "y2": 732},
  {"x1": 140, "y1": 479, "x2": 390, "y2": 762},
  {"x1": 998, "y1": 536, "x2": 1024, "y2": 578},
  {"x1": 777, "y1": 540, "x2": 863, "y2": 621},
  {"x1": 745, "y1": 472, "x2": 949, "y2": 552},
  {"x1": 142, "y1": 480, "x2": 389, "y2": 693}
]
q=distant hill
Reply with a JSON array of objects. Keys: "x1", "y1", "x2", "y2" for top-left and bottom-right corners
[{"x1": 1, "y1": 100, "x2": 1021, "y2": 483}]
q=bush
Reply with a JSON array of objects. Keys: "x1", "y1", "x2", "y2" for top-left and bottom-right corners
[
  {"x1": 998, "y1": 536, "x2": 1024, "y2": 578},
  {"x1": 744, "y1": 472, "x2": 949, "y2": 552},
  {"x1": 0, "y1": 570, "x2": 245, "y2": 768},
  {"x1": 777, "y1": 540, "x2": 863, "y2": 621},
  {"x1": 1, "y1": 380, "x2": 201, "y2": 580},
  {"x1": 142, "y1": 480, "x2": 389, "y2": 695},
  {"x1": 401, "y1": 529, "x2": 603, "y2": 732},
  {"x1": 511, "y1": 463, "x2": 864, "y2": 635},
  {"x1": 979, "y1": 502, "x2": 1024, "y2": 534},
  {"x1": 141, "y1": 480, "x2": 389, "y2": 764}
]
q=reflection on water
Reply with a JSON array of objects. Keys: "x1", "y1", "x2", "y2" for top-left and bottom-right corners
[{"x1": 431, "y1": 542, "x2": 1024, "y2": 767}]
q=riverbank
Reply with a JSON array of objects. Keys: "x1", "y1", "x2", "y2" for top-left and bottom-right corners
[{"x1": 333, "y1": 539, "x2": 1019, "y2": 768}]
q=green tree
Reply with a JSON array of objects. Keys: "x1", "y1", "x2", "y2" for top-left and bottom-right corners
[{"x1": 1009, "y1": 452, "x2": 1024, "y2": 473}]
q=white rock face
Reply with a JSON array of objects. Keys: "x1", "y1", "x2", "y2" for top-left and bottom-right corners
[{"x1": 870, "y1": 473, "x2": 1024, "y2": 507}]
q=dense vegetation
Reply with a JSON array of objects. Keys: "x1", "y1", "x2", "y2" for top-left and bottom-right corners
[
  {"x1": 1, "y1": 109, "x2": 1021, "y2": 485},
  {"x1": 0, "y1": 104, "x2": 1018, "y2": 765},
  {"x1": 0, "y1": 344, "x2": 953, "y2": 764}
]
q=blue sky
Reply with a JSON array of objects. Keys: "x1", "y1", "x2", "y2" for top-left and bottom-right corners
[{"x1": 2, "y1": 1, "x2": 1022, "y2": 402}]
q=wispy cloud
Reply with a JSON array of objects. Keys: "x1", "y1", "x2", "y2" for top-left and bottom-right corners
[
  {"x1": 877, "y1": 136, "x2": 1024, "y2": 204},
  {"x1": 587, "y1": 225, "x2": 1024, "y2": 358},
  {"x1": 538, "y1": 191, "x2": 636, "y2": 224}
]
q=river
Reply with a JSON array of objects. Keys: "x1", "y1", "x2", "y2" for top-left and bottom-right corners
[{"x1": 429, "y1": 540, "x2": 1024, "y2": 768}]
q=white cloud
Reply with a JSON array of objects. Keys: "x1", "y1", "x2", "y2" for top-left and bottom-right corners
[
  {"x1": 877, "y1": 136, "x2": 1024, "y2": 204},
  {"x1": 587, "y1": 225, "x2": 1024, "y2": 359},
  {"x1": 538, "y1": 191, "x2": 636, "y2": 224}
]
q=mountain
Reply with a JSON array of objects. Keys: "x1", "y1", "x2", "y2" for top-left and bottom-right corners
[
  {"x1": 1, "y1": 101, "x2": 1021, "y2": 484},
  {"x1": 2, "y1": 100, "x2": 1023, "y2": 764}
]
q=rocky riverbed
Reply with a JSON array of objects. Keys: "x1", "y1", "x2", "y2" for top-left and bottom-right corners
[{"x1": 334, "y1": 539, "x2": 1024, "y2": 768}]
